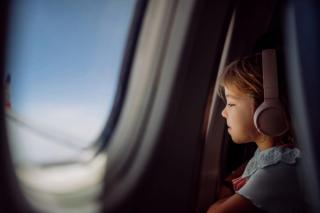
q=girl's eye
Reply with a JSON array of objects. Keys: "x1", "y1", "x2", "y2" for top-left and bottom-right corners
[{"x1": 227, "y1": 103, "x2": 235, "y2": 107}]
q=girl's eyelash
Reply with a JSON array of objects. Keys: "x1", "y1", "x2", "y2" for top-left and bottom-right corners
[{"x1": 227, "y1": 103, "x2": 235, "y2": 107}]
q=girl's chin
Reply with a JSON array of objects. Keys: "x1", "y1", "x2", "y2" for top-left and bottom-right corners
[
  {"x1": 231, "y1": 137, "x2": 251, "y2": 144},
  {"x1": 228, "y1": 133, "x2": 248, "y2": 144},
  {"x1": 232, "y1": 140, "x2": 244, "y2": 144}
]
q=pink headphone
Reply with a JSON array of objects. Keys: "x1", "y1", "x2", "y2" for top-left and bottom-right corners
[{"x1": 253, "y1": 49, "x2": 289, "y2": 137}]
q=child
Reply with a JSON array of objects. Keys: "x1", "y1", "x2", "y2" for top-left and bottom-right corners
[{"x1": 207, "y1": 52, "x2": 305, "y2": 212}]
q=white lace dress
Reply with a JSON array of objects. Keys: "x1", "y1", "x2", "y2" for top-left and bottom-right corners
[{"x1": 234, "y1": 146, "x2": 305, "y2": 212}]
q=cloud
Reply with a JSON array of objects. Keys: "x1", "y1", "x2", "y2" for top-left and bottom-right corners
[{"x1": 6, "y1": 102, "x2": 111, "y2": 165}]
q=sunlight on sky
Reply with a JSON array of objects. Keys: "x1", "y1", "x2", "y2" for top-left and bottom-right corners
[{"x1": 6, "y1": 0, "x2": 137, "y2": 165}]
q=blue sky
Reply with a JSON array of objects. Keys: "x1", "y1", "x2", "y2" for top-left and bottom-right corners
[{"x1": 6, "y1": 0, "x2": 137, "y2": 164}]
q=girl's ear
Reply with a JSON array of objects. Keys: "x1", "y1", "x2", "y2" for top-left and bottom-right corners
[{"x1": 253, "y1": 100, "x2": 288, "y2": 136}]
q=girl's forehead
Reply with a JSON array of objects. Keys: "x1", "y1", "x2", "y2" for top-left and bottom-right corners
[
  {"x1": 224, "y1": 85, "x2": 247, "y2": 98},
  {"x1": 224, "y1": 86, "x2": 255, "y2": 110}
]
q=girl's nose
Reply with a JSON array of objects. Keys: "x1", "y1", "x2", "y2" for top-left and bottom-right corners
[{"x1": 221, "y1": 106, "x2": 227, "y2": 118}]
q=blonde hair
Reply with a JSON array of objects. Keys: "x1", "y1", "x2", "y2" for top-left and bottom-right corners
[{"x1": 218, "y1": 54, "x2": 263, "y2": 107}]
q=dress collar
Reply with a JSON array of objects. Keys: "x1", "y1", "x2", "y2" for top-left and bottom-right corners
[{"x1": 242, "y1": 146, "x2": 301, "y2": 178}]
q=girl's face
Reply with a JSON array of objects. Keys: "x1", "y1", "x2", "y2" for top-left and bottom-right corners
[{"x1": 221, "y1": 85, "x2": 260, "y2": 144}]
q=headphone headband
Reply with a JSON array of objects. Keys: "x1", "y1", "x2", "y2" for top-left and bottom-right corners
[{"x1": 262, "y1": 49, "x2": 278, "y2": 99}]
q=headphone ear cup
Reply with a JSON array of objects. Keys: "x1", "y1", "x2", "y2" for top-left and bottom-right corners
[{"x1": 254, "y1": 100, "x2": 289, "y2": 137}]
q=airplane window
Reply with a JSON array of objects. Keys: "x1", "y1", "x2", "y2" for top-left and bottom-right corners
[{"x1": 5, "y1": 0, "x2": 138, "y2": 166}]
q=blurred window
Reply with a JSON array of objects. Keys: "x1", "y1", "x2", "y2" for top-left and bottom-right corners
[{"x1": 5, "y1": 0, "x2": 138, "y2": 165}]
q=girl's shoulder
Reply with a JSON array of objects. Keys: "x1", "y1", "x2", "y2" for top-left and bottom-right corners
[
  {"x1": 235, "y1": 146, "x2": 304, "y2": 212},
  {"x1": 242, "y1": 146, "x2": 301, "y2": 178}
]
